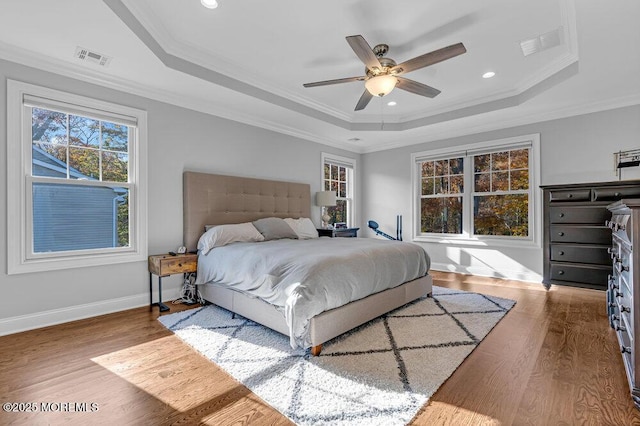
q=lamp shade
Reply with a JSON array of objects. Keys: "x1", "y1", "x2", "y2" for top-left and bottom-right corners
[
  {"x1": 315, "y1": 191, "x2": 337, "y2": 207},
  {"x1": 365, "y1": 74, "x2": 397, "y2": 97}
]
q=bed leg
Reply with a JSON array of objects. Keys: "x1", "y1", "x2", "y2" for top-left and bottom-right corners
[{"x1": 311, "y1": 345, "x2": 322, "y2": 356}]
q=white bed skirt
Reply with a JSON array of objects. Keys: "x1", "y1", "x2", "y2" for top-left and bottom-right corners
[{"x1": 198, "y1": 274, "x2": 433, "y2": 350}]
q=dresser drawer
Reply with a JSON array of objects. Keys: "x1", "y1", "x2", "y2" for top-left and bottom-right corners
[
  {"x1": 616, "y1": 321, "x2": 634, "y2": 380},
  {"x1": 550, "y1": 263, "x2": 611, "y2": 286},
  {"x1": 550, "y1": 225, "x2": 612, "y2": 244},
  {"x1": 549, "y1": 206, "x2": 609, "y2": 224},
  {"x1": 593, "y1": 186, "x2": 640, "y2": 201},
  {"x1": 550, "y1": 244, "x2": 610, "y2": 265},
  {"x1": 549, "y1": 189, "x2": 591, "y2": 202}
]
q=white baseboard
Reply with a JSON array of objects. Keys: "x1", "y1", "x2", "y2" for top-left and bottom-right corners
[
  {"x1": 0, "y1": 289, "x2": 182, "y2": 336},
  {"x1": 430, "y1": 262, "x2": 543, "y2": 284}
]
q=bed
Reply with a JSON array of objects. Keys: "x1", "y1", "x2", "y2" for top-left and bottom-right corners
[{"x1": 183, "y1": 171, "x2": 432, "y2": 355}]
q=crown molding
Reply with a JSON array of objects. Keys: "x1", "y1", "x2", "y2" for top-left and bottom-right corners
[
  {"x1": 358, "y1": 93, "x2": 640, "y2": 153},
  {"x1": 0, "y1": 41, "x2": 358, "y2": 152},
  {"x1": 108, "y1": 0, "x2": 584, "y2": 130}
]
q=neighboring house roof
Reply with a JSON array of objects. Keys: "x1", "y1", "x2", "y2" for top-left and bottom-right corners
[{"x1": 32, "y1": 144, "x2": 95, "y2": 180}]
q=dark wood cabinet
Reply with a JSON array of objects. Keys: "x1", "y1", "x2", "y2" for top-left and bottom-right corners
[
  {"x1": 607, "y1": 199, "x2": 640, "y2": 409},
  {"x1": 541, "y1": 180, "x2": 640, "y2": 290}
]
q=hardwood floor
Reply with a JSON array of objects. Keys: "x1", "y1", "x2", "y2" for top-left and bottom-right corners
[{"x1": 1, "y1": 272, "x2": 640, "y2": 425}]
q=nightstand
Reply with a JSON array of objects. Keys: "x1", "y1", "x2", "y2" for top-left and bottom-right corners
[
  {"x1": 317, "y1": 227, "x2": 359, "y2": 238},
  {"x1": 148, "y1": 253, "x2": 198, "y2": 312}
]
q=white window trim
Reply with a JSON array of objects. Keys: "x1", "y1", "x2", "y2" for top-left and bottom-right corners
[
  {"x1": 7, "y1": 80, "x2": 148, "y2": 274},
  {"x1": 410, "y1": 134, "x2": 541, "y2": 248},
  {"x1": 321, "y1": 152, "x2": 356, "y2": 228}
]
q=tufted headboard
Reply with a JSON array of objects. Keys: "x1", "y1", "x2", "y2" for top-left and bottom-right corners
[{"x1": 183, "y1": 171, "x2": 311, "y2": 252}]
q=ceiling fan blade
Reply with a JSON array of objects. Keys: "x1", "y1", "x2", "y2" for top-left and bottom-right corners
[
  {"x1": 396, "y1": 77, "x2": 441, "y2": 98},
  {"x1": 392, "y1": 42, "x2": 466, "y2": 75},
  {"x1": 346, "y1": 35, "x2": 382, "y2": 71},
  {"x1": 303, "y1": 76, "x2": 365, "y2": 88},
  {"x1": 355, "y1": 89, "x2": 373, "y2": 111}
]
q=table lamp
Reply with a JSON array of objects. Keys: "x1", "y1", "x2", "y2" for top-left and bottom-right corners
[{"x1": 315, "y1": 191, "x2": 337, "y2": 228}]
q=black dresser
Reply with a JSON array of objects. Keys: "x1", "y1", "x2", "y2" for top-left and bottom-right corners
[
  {"x1": 607, "y1": 199, "x2": 640, "y2": 408},
  {"x1": 541, "y1": 180, "x2": 640, "y2": 290}
]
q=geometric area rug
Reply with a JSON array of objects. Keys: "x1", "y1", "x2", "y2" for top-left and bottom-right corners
[{"x1": 158, "y1": 286, "x2": 516, "y2": 426}]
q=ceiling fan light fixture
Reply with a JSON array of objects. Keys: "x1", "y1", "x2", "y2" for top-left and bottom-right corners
[
  {"x1": 201, "y1": 0, "x2": 218, "y2": 9},
  {"x1": 365, "y1": 75, "x2": 397, "y2": 97}
]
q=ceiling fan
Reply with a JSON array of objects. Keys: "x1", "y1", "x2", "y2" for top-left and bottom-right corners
[{"x1": 303, "y1": 35, "x2": 467, "y2": 111}]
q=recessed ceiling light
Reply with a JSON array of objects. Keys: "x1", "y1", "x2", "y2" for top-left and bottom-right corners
[
  {"x1": 482, "y1": 71, "x2": 496, "y2": 79},
  {"x1": 387, "y1": 101, "x2": 397, "y2": 106},
  {"x1": 201, "y1": 0, "x2": 218, "y2": 9},
  {"x1": 347, "y1": 137, "x2": 361, "y2": 142}
]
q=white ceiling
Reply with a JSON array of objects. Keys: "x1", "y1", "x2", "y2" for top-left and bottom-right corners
[{"x1": 1, "y1": 0, "x2": 639, "y2": 153}]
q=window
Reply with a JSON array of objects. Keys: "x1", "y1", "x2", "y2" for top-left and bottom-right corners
[
  {"x1": 7, "y1": 80, "x2": 148, "y2": 274},
  {"x1": 322, "y1": 153, "x2": 356, "y2": 227},
  {"x1": 412, "y1": 134, "x2": 540, "y2": 246}
]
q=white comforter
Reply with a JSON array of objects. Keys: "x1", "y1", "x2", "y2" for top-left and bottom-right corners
[{"x1": 196, "y1": 237, "x2": 430, "y2": 348}]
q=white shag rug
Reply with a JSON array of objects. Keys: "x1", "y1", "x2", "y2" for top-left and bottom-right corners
[{"x1": 159, "y1": 286, "x2": 515, "y2": 425}]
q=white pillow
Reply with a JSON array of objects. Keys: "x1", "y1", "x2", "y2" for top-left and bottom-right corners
[
  {"x1": 284, "y1": 217, "x2": 319, "y2": 239},
  {"x1": 197, "y1": 222, "x2": 264, "y2": 255}
]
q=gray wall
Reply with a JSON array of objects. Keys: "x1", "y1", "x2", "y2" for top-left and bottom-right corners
[
  {"x1": 361, "y1": 105, "x2": 640, "y2": 281},
  {"x1": 0, "y1": 58, "x2": 360, "y2": 332},
  {"x1": 2, "y1": 55, "x2": 639, "y2": 333}
]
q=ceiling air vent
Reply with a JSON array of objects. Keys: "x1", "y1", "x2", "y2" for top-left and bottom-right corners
[
  {"x1": 74, "y1": 46, "x2": 112, "y2": 67},
  {"x1": 520, "y1": 27, "x2": 562, "y2": 57}
]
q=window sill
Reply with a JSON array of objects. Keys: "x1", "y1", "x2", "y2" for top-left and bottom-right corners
[
  {"x1": 412, "y1": 235, "x2": 540, "y2": 249},
  {"x1": 8, "y1": 250, "x2": 147, "y2": 275}
]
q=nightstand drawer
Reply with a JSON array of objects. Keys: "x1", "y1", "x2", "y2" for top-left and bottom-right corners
[{"x1": 149, "y1": 254, "x2": 197, "y2": 276}]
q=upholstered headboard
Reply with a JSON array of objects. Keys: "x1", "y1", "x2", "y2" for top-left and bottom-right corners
[{"x1": 183, "y1": 171, "x2": 311, "y2": 252}]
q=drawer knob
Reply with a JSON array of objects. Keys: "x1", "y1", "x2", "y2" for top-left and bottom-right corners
[
  {"x1": 567, "y1": 194, "x2": 573, "y2": 198},
  {"x1": 558, "y1": 251, "x2": 564, "y2": 255},
  {"x1": 559, "y1": 213, "x2": 565, "y2": 218},
  {"x1": 558, "y1": 232, "x2": 565, "y2": 236},
  {"x1": 622, "y1": 346, "x2": 632, "y2": 354},
  {"x1": 178, "y1": 263, "x2": 183, "y2": 267},
  {"x1": 558, "y1": 270, "x2": 564, "y2": 275}
]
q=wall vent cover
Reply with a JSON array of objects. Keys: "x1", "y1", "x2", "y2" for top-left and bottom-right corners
[{"x1": 74, "y1": 46, "x2": 112, "y2": 67}]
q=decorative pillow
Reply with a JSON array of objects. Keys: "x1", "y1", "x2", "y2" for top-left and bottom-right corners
[
  {"x1": 252, "y1": 217, "x2": 298, "y2": 241},
  {"x1": 284, "y1": 217, "x2": 319, "y2": 239},
  {"x1": 197, "y1": 222, "x2": 264, "y2": 255}
]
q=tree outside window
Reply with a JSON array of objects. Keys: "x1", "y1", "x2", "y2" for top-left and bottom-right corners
[
  {"x1": 31, "y1": 107, "x2": 131, "y2": 252},
  {"x1": 415, "y1": 142, "x2": 534, "y2": 242},
  {"x1": 323, "y1": 159, "x2": 354, "y2": 227}
]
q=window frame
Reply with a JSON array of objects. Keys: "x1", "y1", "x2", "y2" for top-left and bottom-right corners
[
  {"x1": 411, "y1": 134, "x2": 541, "y2": 248},
  {"x1": 7, "y1": 80, "x2": 148, "y2": 274},
  {"x1": 321, "y1": 152, "x2": 356, "y2": 228}
]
